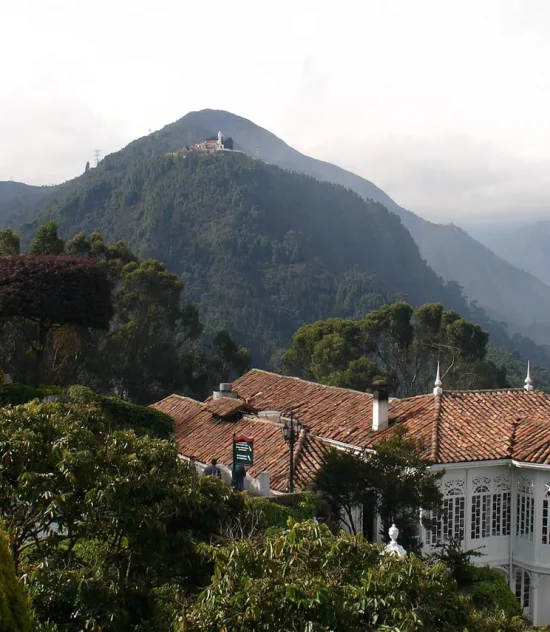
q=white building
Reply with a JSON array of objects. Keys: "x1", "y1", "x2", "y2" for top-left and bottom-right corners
[{"x1": 154, "y1": 366, "x2": 550, "y2": 625}]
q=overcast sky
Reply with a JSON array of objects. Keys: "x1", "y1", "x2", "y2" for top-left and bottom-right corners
[{"x1": 2, "y1": 0, "x2": 550, "y2": 223}]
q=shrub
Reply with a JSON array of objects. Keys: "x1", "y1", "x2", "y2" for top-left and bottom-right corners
[
  {"x1": 245, "y1": 493, "x2": 317, "y2": 530},
  {"x1": 64, "y1": 385, "x2": 173, "y2": 438},
  {"x1": 0, "y1": 527, "x2": 31, "y2": 632},
  {"x1": 0, "y1": 384, "x2": 63, "y2": 406},
  {"x1": 469, "y1": 568, "x2": 522, "y2": 619}
]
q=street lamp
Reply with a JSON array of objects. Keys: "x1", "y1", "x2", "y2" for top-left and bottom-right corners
[{"x1": 282, "y1": 413, "x2": 300, "y2": 492}]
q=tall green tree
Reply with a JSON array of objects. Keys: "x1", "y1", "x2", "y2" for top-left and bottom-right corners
[
  {"x1": 0, "y1": 526, "x2": 31, "y2": 632},
  {"x1": 0, "y1": 229, "x2": 20, "y2": 256},
  {"x1": 0, "y1": 399, "x2": 243, "y2": 631},
  {"x1": 315, "y1": 427, "x2": 442, "y2": 550},
  {"x1": 28, "y1": 220, "x2": 65, "y2": 255},
  {"x1": 284, "y1": 301, "x2": 507, "y2": 397}
]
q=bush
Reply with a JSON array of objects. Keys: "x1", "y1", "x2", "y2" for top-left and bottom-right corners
[
  {"x1": 179, "y1": 522, "x2": 530, "y2": 632},
  {"x1": 469, "y1": 568, "x2": 522, "y2": 619},
  {"x1": 64, "y1": 385, "x2": 173, "y2": 438},
  {"x1": 245, "y1": 493, "x2": 317, "y2": 530},
  {"x1": 0, "y1": 527, "x2": 31, "y2": 632},
  {"x1": 0, "y1": 384, "x2": 63, "y2": 406}
]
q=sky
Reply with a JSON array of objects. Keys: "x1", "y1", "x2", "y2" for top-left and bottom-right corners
[{"x1": 2, "y1": 0, "x2": 550, "y2": 223}]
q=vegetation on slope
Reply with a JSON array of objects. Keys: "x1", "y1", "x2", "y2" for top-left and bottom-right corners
[{"x1": 28, "y1": 151, "x2": 474, "y2": 366}]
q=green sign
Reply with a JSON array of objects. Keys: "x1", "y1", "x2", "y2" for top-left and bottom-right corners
[{"x1": 233, "y1": 435, "x2": 254, "y2": 466}]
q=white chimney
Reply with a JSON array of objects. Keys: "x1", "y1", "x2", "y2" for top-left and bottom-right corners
[
  {"x1": 213, "y1": 383, "x2": 239, "y2": 400},
  {"x1": 372, "y1": 380, "x2": 389, "y2": 431}
]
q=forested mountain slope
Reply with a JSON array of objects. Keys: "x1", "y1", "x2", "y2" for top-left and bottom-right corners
[
  {"x1": 116, "y1": 109, "x2": 550, "y2": 345},
  {"x1": 0, "y1": 180, "x2": 69, "y2": 228},
  {"x1": 33, "y1": 151, "x2": 467, "y2": 365}
]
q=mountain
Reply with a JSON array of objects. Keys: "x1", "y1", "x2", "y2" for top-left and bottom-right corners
[
  {"x1": 31, "y1": 150, "x2": 469, "y2": 365},
  {"x1": 397, "y1": 216, "x2": 550, "y2": 341},
  {"x1": 477, "y1": 220, "x2": 550, "y2": 288},
  {"x1": 8, "y1": 108, "x2": 550, "y2": 371},
  {"x1": 108, "y1": 109, "x2": 550, "y2": 346},
  {"x1": 0, "y1": 180, "x2": 67, "y2": 228}
]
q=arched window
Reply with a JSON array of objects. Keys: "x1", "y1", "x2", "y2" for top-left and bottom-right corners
[
  {"x1": 542, "y1": 485, "x2": 550, "y2": 545},
  {"x1": 515, "y1": 569, "x2": 531, "y2": 612},
  {"x1": 470, "y1": 476, "x2": 511, "y2": 540},
  {"x1": 426, "y1": 480, "x2": 465, "y2": 545},
  {"x1": 516, "y1": 477, "x2": 535, "y2": 540},
  {"x1": 471, "y1": 478, "x2": 491, "y2": 539}
]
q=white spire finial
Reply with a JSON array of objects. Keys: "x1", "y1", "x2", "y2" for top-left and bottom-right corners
[
  {"x1": 525, "y1": 361, "x2": 534, "y2": 392},
  {"x1": 433, "y1": 362, "x2": 443, "y2": 395}
]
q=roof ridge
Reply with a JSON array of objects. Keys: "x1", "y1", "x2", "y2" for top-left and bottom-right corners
[
  {"x1": 164, "y1": 393, "x2": 204, "y2": 405},
  {"x1": 445, "y1": 388, "x2": 539, "y2": 394},
  {"x1": 240, "y1": 369, "x2": 375, "y2": 399},
  {"x1": 430, "y1": 394, "x2": 442, "y2": 461}
]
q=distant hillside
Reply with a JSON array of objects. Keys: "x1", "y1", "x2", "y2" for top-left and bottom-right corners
[
  {"x1": 30, "y1": 151, "x2": 469, "y2": 366},
  {"x1": 8, "y1": 108, "x2": 550, "y2": 371},
  {"x1": 0, "y1": 180, "x2": 68, "y2": 228},
  {"x1": 480, "y1": 220, "x2": 550, "y2": 288},
  {"x1": 114, "y1": 110, "x2": 550, "y2": 346}
]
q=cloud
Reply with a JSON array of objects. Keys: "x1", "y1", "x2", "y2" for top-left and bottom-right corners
[
  {"x1": 310, "y1": 135, "x2": 550, "y2": 222},
  {"x1": 0, "y1": 98, "x2": 132, "y2": 185}
]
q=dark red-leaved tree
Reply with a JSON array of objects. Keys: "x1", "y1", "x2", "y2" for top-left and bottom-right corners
[{"x1": 0, "y1": 256, "x2": 113, "y2": 386}]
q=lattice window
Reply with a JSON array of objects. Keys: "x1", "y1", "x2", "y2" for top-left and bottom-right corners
[
  {"x1": 542, "y1": 484, "x2": 550, "y2": 545},
  {"x1": 516, "y1": 477, "x2": 535, "y2": 540},
  {"x1": 426, "y1": 480, "x2": 465, "y2": 545},
  {"x1": 515, "y1": 569, "x2": 531, "y2": 611},
  {"x1": 470, "y1": 476, "x2": 511, "y2": 539},
  {"x1": 471, "y1": 483, "x2": 491, "y2": 539}
]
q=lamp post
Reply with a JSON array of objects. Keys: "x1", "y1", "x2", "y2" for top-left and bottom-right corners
[{"x1": 282, "y1": 413, "x2": 299, "y2": 492}]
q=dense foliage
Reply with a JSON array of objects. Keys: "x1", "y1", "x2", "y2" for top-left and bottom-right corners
[
  {"x1": 0, "y1": 253, "x2": 113, "y2": 385},
  {"x1": 315, "y1": 428, "x2": 442, "y2": 549},
  {"x1": 21, "y1": 151, "x2": 476, "y2": 367},
  {"x1": 0, "y1": 400, "x2": 243, "y2": 630},
  {"x1": 0, "y1": 226, "x2": 249, "y2": 403},
  {"x1": 284, "y1": 301, "x2": 507, "y2": 396},
  {"x1": 179, "y1": 521, "x2": 528, "y2": 632},
  {"x1": 0, "y1": 526, "x2": 31, "y2": 632}
]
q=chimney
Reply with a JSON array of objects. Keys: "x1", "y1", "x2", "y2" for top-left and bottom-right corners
[
  {"x1": 213, "y1": 383, "x2": 239, "y2": 400},
  {"x1": 372, "y1": 380, "x2": 389, "y2": 431}
]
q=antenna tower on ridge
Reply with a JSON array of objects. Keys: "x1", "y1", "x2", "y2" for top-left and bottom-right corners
[{"x1": 93, "y1": 149, "x2": 101, "y2": 167}]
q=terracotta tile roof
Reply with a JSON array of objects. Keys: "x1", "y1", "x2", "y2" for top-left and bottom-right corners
[
  {"x1": 153, "y1": 372, "x2": 550, "y2": 494},
  {"x1": 152, "y1": 393, "x2": 331, "y2": 492},
  {"x1": 204, "y1": 397, "x2": 247, "y2": 419},
  {"x1": 367, "y1": 389, "x2": 550, "y2": 465},
  {"x1": 231, "y1": 369, "x2": 375, "y2": 445}
]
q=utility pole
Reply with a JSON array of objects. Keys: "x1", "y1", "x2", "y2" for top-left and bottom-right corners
[
  {"x1": 282, "y1": 413, "x2": 298, "y2": 492},
  {"x1": 93, "y1": 149, "x2": 101, "y2": 167}
]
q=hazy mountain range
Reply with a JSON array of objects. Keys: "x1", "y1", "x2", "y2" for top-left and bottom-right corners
[{"x1": 1, "y1": 109, "x2": 550, "y2": 373}]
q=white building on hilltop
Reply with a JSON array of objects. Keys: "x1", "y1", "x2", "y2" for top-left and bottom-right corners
[{"x1": 154, "y1": 365, "x2": 550, "y2": 625}]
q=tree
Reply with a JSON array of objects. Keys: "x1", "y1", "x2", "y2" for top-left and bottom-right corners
[
  {"x1": 0, "y1": 255, "x2": 113, "y2": 385},
  {"x1": 0, "y1": 399, "x2": 244, "y2": 630},
  {"x1": 85, "y1": 160, "x2": 90, "y2": 173},
  {"x1": 284, "y1": 301, "x2": 506, "y2": 397},
  {"x1": 315, "y1": 427, "x2": 443, "y2": 551},
  {"x1": 28, "y1": 220, "x2": 65, "y2": 255},
  {"x1": 0, "y1": 229, "x2": 20, "y2": 256},
  {"x1": 0, "y1": 526, "x2": 31, "y2": 632},
  {"x1": 179, "y1": 521, "x2": 528, "y2": 632}
]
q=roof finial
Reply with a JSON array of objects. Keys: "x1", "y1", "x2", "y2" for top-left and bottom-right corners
[
  {"x1": 433, "y1": 362, "x2": 443, "y2": 396},
  {"x1": 525, "y1": 361, "x2": 534, "y2": 392}
]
